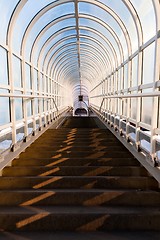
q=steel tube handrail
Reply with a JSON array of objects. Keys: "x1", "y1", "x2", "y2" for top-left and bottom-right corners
[
  {"x1": 91, "y1": 91, "x2": 160, "y2": 100},
  {"x1": 0, "y1": 94, "x2": 59, "y2": 112}
]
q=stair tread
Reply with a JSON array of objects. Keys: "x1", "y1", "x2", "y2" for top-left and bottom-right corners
[
  {"x1": 1, "y1": 231, "x2": 159, "y2": 240},
  {"x1": 0, "y1": 188, "x2": 159, "y2": 193},
  {"x1": 0, "y1": 206, "x2": 159, "y2": 214},
  {"x1": 1, "y1": 117, "x2": 160, "y2": 231},
  {"x1": 1, "y1": 176, "x2": 154, "y2": 179}
]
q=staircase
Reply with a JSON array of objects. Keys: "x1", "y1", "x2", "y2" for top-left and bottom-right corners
[{"x1": 0, "y1": 117, "x2": 160, "y2": 237}]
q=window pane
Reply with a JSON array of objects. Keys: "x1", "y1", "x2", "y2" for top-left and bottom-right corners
[
  {"x1": 0, "y1": 89, "x2": 10, "y2": 125},
  {"x1": 14, "y1": 91, "x2": 23, "y2": 121},
  {"x1": 29, "y1": 18, "x2": 76, "y2": 64},
  {"x1": 142, "y1": 43, "x2": 155, "y2": 85},
  {"x1": 12, "y1": 2, "x2": 74, "y2": 54},
  {"x1": 131, "y1": 92, "x2": 137, "y2": 120},
  {"x1": 131, "y1": 56, "x2": 138, "y2": 87},
  {"x1": 0, "y1": 0, "x2": 19, "y2": 44},
  {"x1": 25, "y1": 64, "x2": 32, "y2": 90},
  {"x1": 141, "y1": 89, "x2": 152, "y2": 125},
  {"x1": 12, "y1": 55, "x2": 22, "y2": 88},
  {"x1": 124, "y1": 64, "x2": 128, "y2": 89},
  {"x1": 0, "y1": 47, "x2": 8, "y2": 85},
  {"x1": 39, "y1": 29, "x2": 77, "y2": 70},
  {"x1": 33, "y1": 69, "x2": 38, "y2": 92},
  {"x1": 130, "y1": 0, "x2": 156, "y2": 43},
  {"x1": 26, "y1": 93, "x2": 32, "y2": 117},
  {"x1": 79, "y1": 3, "x2": 128, "y2": 59},
  {"x1": 99, "y1": 0, "x2": 138, "y2": 52}
]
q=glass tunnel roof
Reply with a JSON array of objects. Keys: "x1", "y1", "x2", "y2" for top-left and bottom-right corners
[{"x1": 0, "y1": 0, "x2": 158, "y2": 102}]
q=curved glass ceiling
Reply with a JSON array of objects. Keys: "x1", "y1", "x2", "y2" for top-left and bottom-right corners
[{"x1": 0, "y1": 0, "x2": 157, "y2": 105}]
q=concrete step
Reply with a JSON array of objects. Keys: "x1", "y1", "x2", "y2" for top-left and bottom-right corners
[
  {"x1": 12, "y1": 157, "x2": 140, "y2": 167},
  {"x1": 2, "y1": 166, "x2": 148, "y2": 177},
  {"x1": 19, "y1": 150, "x2": 133, "y2": 159},
  {"x1": 0, "y1": 206, "x2": 160, "y2": 231},
  {"x1": 0, "y1": 176, "x2": 158, "y2": 190},
  {"x1": 35, "y1": 137, "x2": 119, "y2": 143},
  {"x1": 26, "y1": 145, "x2": 127, "y2": 153},
  {"x1": 31, "y1": 141, "x2": 125, "y2": 147},
  {"x1": 0, "y1": 189, "x2": 159, "y2": 207},
  {"x1": 0, "y1": 230, "x2": 159, "y2": 240}
]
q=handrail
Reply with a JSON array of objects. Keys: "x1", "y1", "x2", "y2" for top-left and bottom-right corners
[
  {"x1": 92, "y1": 91, "x2": 160, "y2": 100},
  {"x1": 0, "y1": 93, "x2": 59, "y2": 112}
]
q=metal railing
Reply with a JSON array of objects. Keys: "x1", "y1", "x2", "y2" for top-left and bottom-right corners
[{"x1": 91, "y1": 90, "x2": 160, "y2": 168}]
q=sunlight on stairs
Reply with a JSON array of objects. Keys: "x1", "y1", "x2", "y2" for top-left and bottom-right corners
[{"x1": 0, "y1": 117, "x2": 160, "y2": 239}]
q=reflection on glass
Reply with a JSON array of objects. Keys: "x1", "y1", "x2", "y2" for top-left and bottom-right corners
[
  {"x1": 0, "y1": 89, "x2": 10, "y2": 125},
  {"x1": 0, "y1": 47, "x2": 8, "y2": 85}
]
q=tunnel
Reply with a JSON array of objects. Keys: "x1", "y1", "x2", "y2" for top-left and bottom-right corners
[{"x1": 0, "y1": 0, "x2": 160, "y2": 237}]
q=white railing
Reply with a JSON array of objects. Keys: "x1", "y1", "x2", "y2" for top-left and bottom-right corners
[
  {"x1": 90, "y1": 91, "x2": 160, "y2": 176},
  {"x1": 0, "y1": 93, "x2": 71, "y2": 170},
  {"x1": 90, "y1": 102, "x2": 160, "y2": 183}
]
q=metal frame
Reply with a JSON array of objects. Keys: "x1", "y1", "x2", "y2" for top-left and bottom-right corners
[{"x1": 0, "y1": 0, "x2": 159, "y2": 182}]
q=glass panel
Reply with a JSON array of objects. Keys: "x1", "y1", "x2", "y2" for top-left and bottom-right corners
[
  {"x1": 13, "y1": 2, "x2": 75, "y2": 54},
  {"x1": 131, "y1": 92, "x2": 137, "y2": 120},
  {"x1": 124, "y1": 64, "x2": 128, "y2": 89},
  {"x1": 79, "y1": 18, "x2": 121, "y2": 61},
  {"x1": 131, "y1": 56, "x2": 138, "y2": 87},
  {"x1": 28, "y1": 121, "x2": 33, "y2": 135},
  {"x1": 11, "y1": 0, "x2": 57, "y2": 53},
  {"x1": 79, "y1": 3, "x2": 128, "y2": 59},
  {"x1": 38, "y1": 29, "x2": 77, "y2": 69},
  {"x1": 16, "y1": 126, "x2": 24, "y2": 142},
  {"x1": 0, "y1": 47, "x2": 8, "y2": 85},
  {"x1": 123, "y1": 99, "x2": 127, "y2": 116},
  {"x1": 118, "y1": 68, "x2": 122, "y2": 91},
  {"x1": 25, "y1": 64, "x2": 32, "y2": 90},
  {"x1": 79, "y1": 37, "x2": 110, "y2": 63},
  {"x1": 0, "y1": 129, "x2": 12, "y2": 153},
  {"x1": 130, "y1": 0, "x2": 156, "y2": 43},
  {"x1": 100, "y1": 0, "x2": 138, "y2": 52},
  {"x1": 12, "y1": 55, "x2": 22, "y2": 88},
  {"x1": 79, "y1": 29, "x2": 117, "y2": 65},
  {"x1": 14, "y1": 91, "x2": 23, "y2": 121},
  {"x1": 142, "y1": 43, "x2": 155, "y2": 84},
  {"x1": 27, "y1": 17, "x2": 76, "y2": 62},
  {"x1": 43, "y1": 37, "x2": 77, "y2": 70},
  {"x1": 26, "y1": 93, "x2": 32, "y2": 117},
  {"x1": 141, "y1": 89, "x2": 152, "y2": 125},
  {"x1": 33, "y1": 69, "x2": 38, "y2": 92},
  {"x1": 0, "y1": 0, "x2": 19, "y2": 44},
  {"x1": 0, "y1": 89, "x2": 10, "y2": 125},
  {"x1": 35, "y1": 98, "x2": 39, "y2": 115}
]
